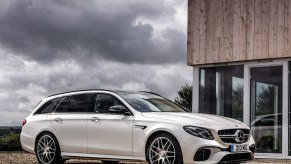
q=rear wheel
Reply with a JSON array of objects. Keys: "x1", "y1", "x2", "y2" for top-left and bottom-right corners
[
  {"x1": 35, "y1": 133, "x2": 64, "y2": 164},
  {"x1": 146, "y1": 133, "x2": 183, "y2": 164}
]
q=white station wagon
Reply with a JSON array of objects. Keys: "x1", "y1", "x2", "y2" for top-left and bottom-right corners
[{"x1": 20, "y1": 90, "x2": 255, "y2": 164}]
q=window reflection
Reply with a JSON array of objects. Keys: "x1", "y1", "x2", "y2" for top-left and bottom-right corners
[
  {"x1": 250, "y1": 66, "x2": 282, "y2": 153},
  {"x1": 199, "y1": 65, "x2": 244, "y2": 121}
]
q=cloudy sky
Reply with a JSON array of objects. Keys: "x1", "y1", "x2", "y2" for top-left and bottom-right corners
[{"x1": 0, "y1": 0, "x2": 191, "y2": 126}]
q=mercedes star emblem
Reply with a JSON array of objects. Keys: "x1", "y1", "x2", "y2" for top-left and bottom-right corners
[{"x1": 234, "y1": 130, "x2": 245, "y2": 143}]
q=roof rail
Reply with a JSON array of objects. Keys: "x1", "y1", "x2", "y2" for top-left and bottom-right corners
[
  {"x1": 138, "y1": 91, "x2": 162, "y2": 96},
  {"x1": 47, "y1": 89, "x2": 116, "y2": 97}
]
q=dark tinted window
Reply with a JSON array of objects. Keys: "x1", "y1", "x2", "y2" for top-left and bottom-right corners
[
  {"x1": 93, "y1": 94, "x2": 123, "y2": 113},
  {"x1": 121, "y1": 93, "x2": 186, "y2": 112},
  {"x1": 34, "y1": 97, "x2": 62, "y2": 114},
  {"x1": 66, "y1": 94, "x2": 92, "y2": 113},
  {"x1": 54, "y1": 96, "x2": 70, "y2": 113},
  {"x1": 199, "y1": 65, "x2": 244, "y2": 121}
]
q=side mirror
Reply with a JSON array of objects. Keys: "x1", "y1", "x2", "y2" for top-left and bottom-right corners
[{"x1": 109, "y1": 105, "x2": 129, "y2": 115}]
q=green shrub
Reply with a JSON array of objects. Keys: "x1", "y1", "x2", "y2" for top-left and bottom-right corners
[{"x1": 0, "y1": 134, "x2": 22, "y2": 151}]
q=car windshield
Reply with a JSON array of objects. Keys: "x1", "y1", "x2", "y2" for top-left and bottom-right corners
[{"x1": 120, "y1": 93, "x2": 187, "y2": 112}]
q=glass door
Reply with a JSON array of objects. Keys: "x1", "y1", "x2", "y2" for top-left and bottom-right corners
[{"x1": 250, "y1": 66, "x2": 283, "y2": 153}]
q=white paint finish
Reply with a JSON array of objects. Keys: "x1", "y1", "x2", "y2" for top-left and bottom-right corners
[
  {"x1": 282, "y1": 61, "x2": 289, "y2": 158},
  {"x1": 50, "y1": 113, "x2": 88, "y2": 153},
  {"x1": 20, "y1": 90, "x2": 255, "y2": 163},
  {"x1": 192, "y1": 66, "x2": 199, "y2": 113},
  {"x1": 243, "y1": 63, "x2": 250, "y2": 126},
  {"x1": 87, "y1": 113, "x2": 133, "y2": 156}
]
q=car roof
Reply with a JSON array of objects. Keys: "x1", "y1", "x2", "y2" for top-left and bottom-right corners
[{"x1": 47, "y1": 89, "x2": 161, "y2": 98}]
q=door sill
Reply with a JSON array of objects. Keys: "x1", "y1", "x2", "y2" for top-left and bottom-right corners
[{"x1": 61, "y1": 152, "x2": 145, "y2": 161}]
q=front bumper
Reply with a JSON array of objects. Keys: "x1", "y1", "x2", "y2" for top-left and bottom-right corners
[{"x1": 177, "y1": 131, "x2": 255, "y2": 164}]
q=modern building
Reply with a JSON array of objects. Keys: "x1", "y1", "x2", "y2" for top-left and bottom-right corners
[{"x1": 187, "y1": 0, "x2": 291, "y2": 159}]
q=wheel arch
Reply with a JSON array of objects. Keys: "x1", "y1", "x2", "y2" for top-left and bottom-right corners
[
  {"x1": 34, "y1": 130, "x2": 59, "y2": 152},
  {"x1": 145, "y1": 130, "x2": 182, "y2": 157}
]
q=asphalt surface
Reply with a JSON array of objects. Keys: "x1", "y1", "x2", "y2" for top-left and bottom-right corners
[{"x1": 0, "y1": 152, "x2": 291, "y2": 164}]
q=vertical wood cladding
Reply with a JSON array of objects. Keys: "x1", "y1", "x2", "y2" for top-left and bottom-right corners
[{"x1": 187, "y1": 0, "x2": 291, "y2": 65}]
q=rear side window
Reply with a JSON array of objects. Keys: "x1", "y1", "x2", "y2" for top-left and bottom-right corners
[
  {"x1": 34, "y1": 97, "x2": 63, "y2": 114},
  {"x1": 66, "y1": 94, "x2": 92, "y2": 112},
  {"x1": 54, "y1": 94, "x2": 92, "y2": 113},
  {"x1": 54, "y1": 96, "x2": 70, "y2": 113}
]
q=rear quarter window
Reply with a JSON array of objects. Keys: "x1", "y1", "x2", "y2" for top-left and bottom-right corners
[{"x1": 34, "y1": 97, "x2": 63, "y2": 114}]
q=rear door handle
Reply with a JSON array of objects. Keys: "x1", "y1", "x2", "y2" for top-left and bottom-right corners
[
  {"x1": 54, "y1": 118, "x2": 62, "y2": 123},
  {"x1": 90, "y1": 117, "x2": 99, "y2": 122}
]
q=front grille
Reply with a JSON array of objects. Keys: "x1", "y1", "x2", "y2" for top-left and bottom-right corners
[
  {"x1": 218, "y1": 129, "x2": 249, "y2": 144},
  {"x1": 219, "y1": 153, "x2": 252, "y2": 163}
]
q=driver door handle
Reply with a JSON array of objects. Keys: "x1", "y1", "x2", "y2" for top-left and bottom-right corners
[
  {"x1": 90, "y1": 117, "x2": 99, "y2": 122},
  {"x1": 54, "y1": 118, "x2": 62, "y2": 123}
]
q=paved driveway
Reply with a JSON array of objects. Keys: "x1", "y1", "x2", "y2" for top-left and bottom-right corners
[{"x1": 0, "y1": 152, "x2": 291, "y2": 164}]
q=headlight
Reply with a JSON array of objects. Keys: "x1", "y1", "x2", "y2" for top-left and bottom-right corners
[{"x1": 183, "y1": 126, "x2": 214, "y2": 140}]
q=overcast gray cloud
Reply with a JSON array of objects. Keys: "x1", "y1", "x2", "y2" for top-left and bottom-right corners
[
  {"x1": 0, "y1": 0, "x2": 191, "y2": 126},
  {"x1": 0, "y1": 0, "x2": 186, "y2": 64}
]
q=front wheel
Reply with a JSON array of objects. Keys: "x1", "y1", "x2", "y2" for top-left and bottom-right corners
[
  {"x1": 35, "y1": 133, "x2": 64, "y2": 164},
  {"x1": 146, "y1": 133, "x2": 183, "y2": 164}
]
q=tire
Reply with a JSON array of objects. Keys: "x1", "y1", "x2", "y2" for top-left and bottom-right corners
[
  {"x1": 146, "y1": 133, "x2": 183, "y2": 164},
  {"x1": 35, "y1": 132, "x2": 65, "y2": 164},
  {"x1": 101, "y1": 160, "x2": 119, "y2": 164}
]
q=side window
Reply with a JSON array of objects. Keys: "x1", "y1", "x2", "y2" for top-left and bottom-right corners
[
  {"x1": 34, "y1": 97, "x2": 62, "y2": 114},
  {"x1": 54, "y1": 96, "x2": 70, "y2": 113},
  {"x1": 66, "y1": 94, "x2": 92, "y2": 113},
  {"x1": 94, "y1": 94, "x2": 123, "y2": 113}
]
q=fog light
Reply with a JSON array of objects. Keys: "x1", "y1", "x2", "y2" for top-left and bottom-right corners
[
  {"x1": 249, "y1": 144, "x2": 255, "y2": 154},
  {"x1": 194, "y1": 148, "x2": 211, "y2": 161}
]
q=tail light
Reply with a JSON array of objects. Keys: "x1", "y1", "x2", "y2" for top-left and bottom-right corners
[{"x1": 22, "y1": 119, "x2": 27, "y2": 126}]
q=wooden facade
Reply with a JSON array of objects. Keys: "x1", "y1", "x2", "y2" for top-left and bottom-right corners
[{"x1": 187, "y1": 0, "x2": 291, "y2": 66}]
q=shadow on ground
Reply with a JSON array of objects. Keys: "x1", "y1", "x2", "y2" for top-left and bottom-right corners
[{"x1": 1, "y1": 152, "x2": 291, "y2": 164}]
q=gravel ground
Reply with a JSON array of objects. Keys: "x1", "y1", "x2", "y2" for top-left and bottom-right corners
[
  {"x1": 0, "y1": 152, "x2": 143, "y2": 164},
  {"x1": 0, "y1": 152, "x2": 291, "y2": 164}
]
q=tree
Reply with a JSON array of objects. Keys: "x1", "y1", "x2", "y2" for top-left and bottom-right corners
[
  {"x1": 232, "y1": 85, "x2": 244, "y2": 121},
  {"x1": 174, "y1": 84, "x2": 192, "y2": 111},
  {"x1": 256, "y1": 85, "x2": 276, "y2": 116}
]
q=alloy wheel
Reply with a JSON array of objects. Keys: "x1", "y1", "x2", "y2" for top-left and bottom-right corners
[
  {"x1": 149, "y1": 137, "x2": 176, "y2": 164},
  {"x1": 36, "y1": 134, "x2": 56, "y2": 164}
]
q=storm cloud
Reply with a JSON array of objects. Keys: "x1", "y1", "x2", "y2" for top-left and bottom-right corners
[
  {"x1": 0, "y1": 0, "x2": 186, "y2": 64},
  {"x1": 0, "y1": 0, "x2": 191, "y2": 125}
]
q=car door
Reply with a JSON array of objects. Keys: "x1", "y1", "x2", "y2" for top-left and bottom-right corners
[
  {"x1": 51, "y1": 94, "x2": 92, "y2": 154},
  {"x1": 87, "y1": 93, "x2": 133, "y2": 156}
]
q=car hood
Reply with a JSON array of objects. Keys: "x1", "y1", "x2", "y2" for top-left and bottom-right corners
[{"x1": 141, "y1": 112, "x2": 248, "y2": 129}]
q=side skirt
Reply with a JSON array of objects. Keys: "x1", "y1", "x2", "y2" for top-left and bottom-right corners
[{"x1": 61, "y1": 152, "x2": 145, "y2": 161}]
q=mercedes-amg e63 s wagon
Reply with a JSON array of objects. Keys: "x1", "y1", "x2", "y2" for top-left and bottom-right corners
[{"x1": 21, "y1": 90, "x2": 255, "y2": 164}]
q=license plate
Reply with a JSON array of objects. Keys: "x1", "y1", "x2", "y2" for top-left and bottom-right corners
[{"x1": 230, "y1": 144, "x2": 248, "y2": 152}]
